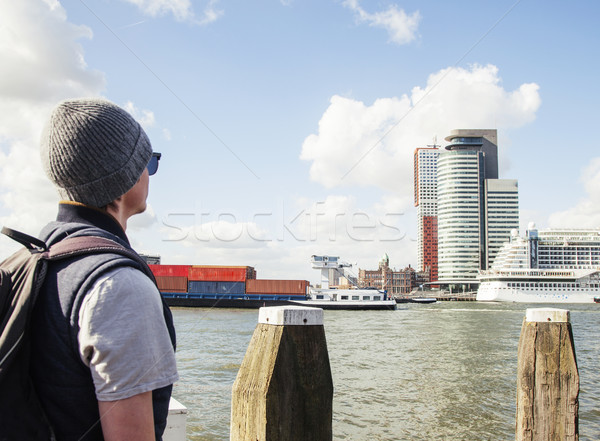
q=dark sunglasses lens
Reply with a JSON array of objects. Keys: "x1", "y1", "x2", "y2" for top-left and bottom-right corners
[{"x1": 147, "y1": 156, "x2": 159, "y2": 175}]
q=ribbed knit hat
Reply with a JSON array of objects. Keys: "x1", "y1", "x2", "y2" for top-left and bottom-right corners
[{"x1": 40, "y1": 98, "x2": 153, "y2": 207}]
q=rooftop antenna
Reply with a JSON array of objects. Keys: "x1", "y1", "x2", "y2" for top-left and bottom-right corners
[{"x1": 427, "y1": 135, "x2": 439, "y2": 149}]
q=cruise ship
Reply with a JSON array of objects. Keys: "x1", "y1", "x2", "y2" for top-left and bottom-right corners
[{"x1": 477, "y1": 224, "x2": 600, "y2": 303}]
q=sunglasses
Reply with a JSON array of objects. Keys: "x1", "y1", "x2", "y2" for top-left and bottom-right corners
[{"x1": 147, "y1": 152, "x2": 161, "y2": 176}]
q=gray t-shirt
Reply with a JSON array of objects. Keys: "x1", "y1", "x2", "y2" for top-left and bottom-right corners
[{"x1": 78, "y1": 266, "x2": 179, "y2": 401}]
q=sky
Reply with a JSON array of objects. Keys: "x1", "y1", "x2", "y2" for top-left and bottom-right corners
[{"x1": 1, "y1": 0, "x2": 600, "y2": 283}]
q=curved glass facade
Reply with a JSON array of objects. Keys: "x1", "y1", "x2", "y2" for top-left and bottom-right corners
[{"x1": 437, "y1": 150, "x2": 485, "y2": 280}]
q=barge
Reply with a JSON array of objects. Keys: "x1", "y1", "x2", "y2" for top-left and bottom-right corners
[{"x1": 149, "y1": 256, "x2": 396, "y2": 310}]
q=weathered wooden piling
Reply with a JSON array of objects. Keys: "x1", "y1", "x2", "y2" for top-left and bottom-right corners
[
  {"x1": 230, "y1": 306, "x2": 333, "y2": 441},
  {"x1": 516, "y1": 308, "x2": 579, "y2": 441}
]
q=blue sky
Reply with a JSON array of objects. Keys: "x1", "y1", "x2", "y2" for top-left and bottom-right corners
[{"x1": 1, "y1": 0, "x2": 600, "y2": 283}]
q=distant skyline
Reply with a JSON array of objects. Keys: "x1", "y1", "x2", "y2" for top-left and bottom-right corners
[{"x1": 1, "y1": 0, "x2": 600, "y2": 283}]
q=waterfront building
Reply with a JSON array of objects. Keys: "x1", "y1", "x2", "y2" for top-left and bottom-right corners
[
  {"x1": 484, "y1": 179, "x2": 520, "y2": 268},
  {"x1": 358, "y1": 254, "x2": 428, "y2": 295},
  {"x1": 414, "y1": 146, "x2": 440, "y2": 281},
  {"x1": 435, "y1": 129, "x2": 519, "y2": 289}
]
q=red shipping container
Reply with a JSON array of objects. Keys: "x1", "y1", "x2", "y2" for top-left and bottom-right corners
[
  {"x1": 188, "y1": 266, "x2": 255, "y2": 282},
  {"x1": 155, "y1": 276, "x2": 188, "y2": 292},
  {"x1": 149, "y1": 264, "x2": 190, "y2": 278},
  {"x1": 246, "y1": 279, "x2": 309, "y2": 296}
]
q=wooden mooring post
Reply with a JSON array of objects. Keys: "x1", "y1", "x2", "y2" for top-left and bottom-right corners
[
  {"x1": 230, "y1": 306, "x2": 333, "y2": 441},
  {"x1": 516, "y1": 308, "x2": 579, "y2": 441}
]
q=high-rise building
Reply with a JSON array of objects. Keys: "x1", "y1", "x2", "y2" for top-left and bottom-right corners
[
  {"x1": 435, "y1": 129, "x2": 519, "y2": 285},
  {"x1": 484, "y1": 179, "x2": 519, "y2": 267},
  {"x1": 414, "y1": 129, "x2": 519, "y2": 289},
  {"x1": 414, "y1": 146, "x2": 440, "y2": 281},
  {"x1": 437, "y1": 145, "x2": 485, "y2": 280}
]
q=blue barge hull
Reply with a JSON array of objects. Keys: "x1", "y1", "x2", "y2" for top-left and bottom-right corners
[
  {"x1": 161, "y1": 292, "x2": 397, "y2": 310},
  {"x1": 161, "y1": 292, "x2": 304, "y2": 309}
]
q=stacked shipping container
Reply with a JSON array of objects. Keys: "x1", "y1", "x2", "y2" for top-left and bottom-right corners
[
  {"x1": 150, "y1": 265, "x2": 189, "y2": 293},
  {"x1": 246, "y1": 279, "x2": 309, "y2": 296},
  {"x1": 148, "y1": 264, "x2": 308, "y2": 303},
  {"x1": 188, "y1": 266, "x2": 253, "y2": 297},
  {"x1": 188, "y1": 266, "x2": 256, "y2": 282},
  {"x1": 188, "y1": 281, "x2": 246, "y2": 295}
]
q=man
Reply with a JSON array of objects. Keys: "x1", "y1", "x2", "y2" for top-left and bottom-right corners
[{"x1": 30, "y1": 98, "x2": 178, "y2": 440}]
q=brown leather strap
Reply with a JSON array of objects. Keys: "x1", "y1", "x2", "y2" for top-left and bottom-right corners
[
  {"x1": 2, "y1": 226, "x2": 155, "y2": 282},
  {"x1": 46, "y1": 236, "x2": 155, "y2": 281}
]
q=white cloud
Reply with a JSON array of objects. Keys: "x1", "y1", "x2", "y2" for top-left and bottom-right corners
[
  {"x1": 124, "y1": 101, "x2": 156, "y2": 128},
  {"x1": 129, "y1": 203, "x2": 158, "y2": 230},
  {"x1": 300, "y1": 94, "x2": 412, "y2": 190},
  {"x1": 343, "y1": 0, "x2": 420, "y2": 45},
  {"x1": 198, "y1": 0, "x2": 224, "y2": 25},
  {"x1": 300, "y1": 64, "x2": 541, "y2": 195},
  {"x1": 0, "y1": 0, "x2": 105, "y2": 240},
  {"x1": 547, "y1": 158, "x2": 600, "y2": 228},
  {"x1": 122, "y1": 0, "x2": 223, "y2": 25},
  {"x1": 0, "y1": 1, "x2": 104, "y2": 133}
]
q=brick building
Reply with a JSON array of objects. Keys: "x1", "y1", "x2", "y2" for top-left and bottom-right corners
[{"x1": 358, "y1": 254, "x2": 429, "y2": 295}]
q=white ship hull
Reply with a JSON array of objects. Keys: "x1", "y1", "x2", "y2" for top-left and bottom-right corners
[
  {"x1": 291, "y1": 299, "x2": 397, "y2": 310},
  {"x1": 477, "y1": 281, "x2": 597, "y2": 303}
]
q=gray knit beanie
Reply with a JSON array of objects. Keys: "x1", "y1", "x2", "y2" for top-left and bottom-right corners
[{"x1": 40, "y1": 97, "x2": 153, "y2": 207}]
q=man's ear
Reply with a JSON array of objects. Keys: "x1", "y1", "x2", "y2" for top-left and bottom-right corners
[{"x1": 105, "y1": 196, "x2": 122, "y2": 211}]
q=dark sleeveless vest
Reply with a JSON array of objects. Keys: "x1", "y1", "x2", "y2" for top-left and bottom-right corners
[{"x1": 30, "y1": 203, "x2": 176, "y2": 441}]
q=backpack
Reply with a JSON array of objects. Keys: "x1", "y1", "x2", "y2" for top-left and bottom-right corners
[{"x1": 0, "y1": 226, "x2": 155, "y2": 441}]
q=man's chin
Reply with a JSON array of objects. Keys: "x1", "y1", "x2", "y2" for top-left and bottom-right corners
[{"x1": 135, "y1": 203, "x2": 147, "y2": 216}]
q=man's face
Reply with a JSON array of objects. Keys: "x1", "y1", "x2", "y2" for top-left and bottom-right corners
[{"x1": 122, "y1": 167, "x2": 149, "y2": 217}]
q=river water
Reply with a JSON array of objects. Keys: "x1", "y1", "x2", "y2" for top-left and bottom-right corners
[{"x1": 171, "y1": 302, "x2": 600, "y2": 440}]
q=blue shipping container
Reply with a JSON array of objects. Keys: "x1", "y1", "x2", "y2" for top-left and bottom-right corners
[{"x1": 188, "y1": 281, "x2": 246, "y2": 295}]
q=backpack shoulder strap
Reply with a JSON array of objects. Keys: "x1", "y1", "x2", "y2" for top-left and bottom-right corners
[
  {"x1": 46, "y1": 236, "x2": 155, "y2": 281},
  {"x1": 1, "y1": 227, "x2": 154, "y2": 281}
]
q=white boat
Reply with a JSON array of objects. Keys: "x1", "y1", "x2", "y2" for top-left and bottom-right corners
[
  {"x1": 477, "y1": 224, "x2": 600, "y2": 303},
  {"x1": 290, "y1": 255, "x2": 397, "y2": 310},
  {"x1": 409, "y1": 297, "x2": 437, "y2": 304},
  {"x1": 293, "y1": 287, "x2": 397, "y2": 310}
]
